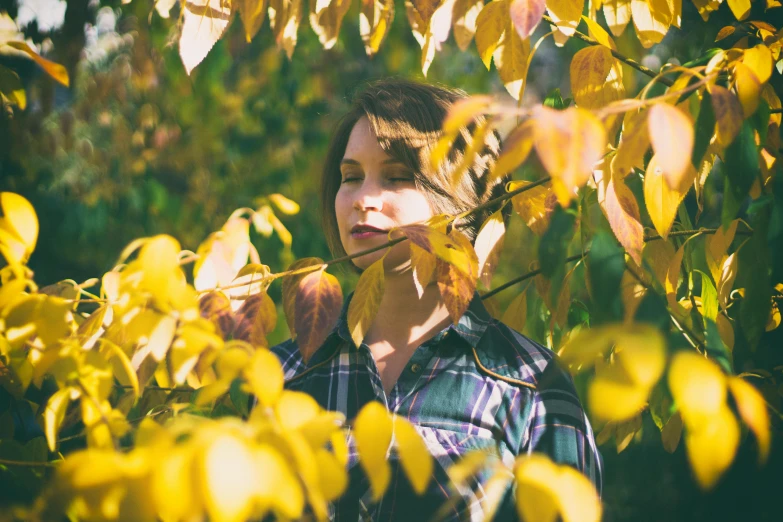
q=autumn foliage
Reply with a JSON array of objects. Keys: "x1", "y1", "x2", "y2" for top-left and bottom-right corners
[{"x1": 1, "y1": 0, "x2": 782, "y2": 521}]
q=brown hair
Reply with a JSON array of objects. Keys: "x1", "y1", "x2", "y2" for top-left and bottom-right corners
[{"x1": 320, "y1": 78, "x2": 511, "y2": 265}]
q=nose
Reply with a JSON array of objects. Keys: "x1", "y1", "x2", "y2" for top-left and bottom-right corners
[{"x1": 353, "y1": 178, "x2": 384, "y2": 212}]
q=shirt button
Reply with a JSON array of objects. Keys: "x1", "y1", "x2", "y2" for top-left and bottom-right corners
[{"x1": 410, "y1": 363, "x2": 422, "y2": 374}]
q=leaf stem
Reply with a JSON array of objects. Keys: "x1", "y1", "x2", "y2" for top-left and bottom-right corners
[{"x1": 0, "y1": 458, "x2": 59, "y2": 467}]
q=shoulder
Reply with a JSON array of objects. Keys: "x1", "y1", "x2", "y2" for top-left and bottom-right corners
[{"x1": 473, "y1": 319, "x2": 569, "y2": 392}]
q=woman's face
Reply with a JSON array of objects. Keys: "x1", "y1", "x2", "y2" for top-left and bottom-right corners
[{"x1": 335, "y1": 117, "x2": 435, "y2": 271}]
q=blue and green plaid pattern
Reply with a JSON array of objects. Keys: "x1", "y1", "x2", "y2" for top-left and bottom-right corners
[{"x1": 270, "y1": 292, "x2": 602, "y2": 521}]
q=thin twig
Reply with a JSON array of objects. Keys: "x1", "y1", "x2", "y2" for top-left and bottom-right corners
[
  {"x1": 541, "y1": 14, "x2": 674, "y2": 87},
  {"x1": 481, "y1": 253, "x2": 584, "y2": 300},
  {"x1": 0, "y1": 458, "x2": 59, "y2": 467},
  {"x1": 115, "y1": 384, "x2": 191, "y2": 392}
]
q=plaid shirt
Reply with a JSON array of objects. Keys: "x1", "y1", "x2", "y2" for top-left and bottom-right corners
[{"x1": 271, "y1": 292, "x2": 602, "y2": 521}]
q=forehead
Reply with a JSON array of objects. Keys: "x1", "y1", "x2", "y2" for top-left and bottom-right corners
[{"x1": 342, "y1": 117, "x2": 394, "y2": 163}]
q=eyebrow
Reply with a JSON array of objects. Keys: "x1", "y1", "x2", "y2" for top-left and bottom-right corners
[{"x1": 340, "y1": 158, "x2": 406, "y2": 167}]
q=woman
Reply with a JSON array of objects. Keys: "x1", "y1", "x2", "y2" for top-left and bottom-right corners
[{"x1": 271, "y1": 79, "x2": 601, "y2": 521}]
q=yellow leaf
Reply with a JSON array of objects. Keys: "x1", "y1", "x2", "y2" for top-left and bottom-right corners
[
  {"x1": 620, "y1": 269, "x2": 646, "y2": 321},
  {"x1": 201, "y1": 434, "x2": 260, "y2": 522},
  {"x1": 734, "y1": 61, "x2": 763, "y2": 117},
  {"x1": 453, "y1": 0, "x2": 484, "y2": 50},
  {"x1": 45, "y1": 387, "x2": 75, "y2": 452},
  {"x1": 644, "y1": 154, "x2": 693, "y2": 239},
  {"x1": 742, "y1": 44, "x2": 774, "y2": 85},
  {"x1": 613, "y1": 109, "x2": 650, "y2": 177},
  {"x1": 570, "y1": 46, "x2": 625, "y2": 109},
  {"x1": 411, "y1": 0, "x2": 443, "y2": 26},
  {"x1": 581, "y1": 15, "x2": 617, "y2": 50},
  {"x1": 309, "y1": 0, "x2": 352, "y2": 49},
  {"x1": 603, "y1": 0, "x2": 632, "y2": 37},
  {"x1": 475, "y1": 0, "x2": 508, "y2": 69},
  {"x1": 294, "y1": 268, "x2": 343, "y2": 362},
  {"x1": 443, "y1": 95, "x2": 494, "y2": 135},
  {"x1": 347, "y1": 257, "x2": 385, "y2": 348},
  {"x1": 715, "y1": 25, "x2": 735, "y2": 41},
  {"x1": 728, "y1": 377, "x2": 770, "y2": 463},
  {"x1": 0, "y1": 192, "x2": 39, "y2": 263},
  {"x1": 685, "y1": 404, "x2": 739, "y2": 489},
  {"x1": 727, "y1": 0, "x2": 751, "y2": 19},
  {"x1": 244, "y1": 349, "x2": 284, "y2": 408},
  {"x1": 360, "y1": 0, "x2": 395, "y2": 55},
  {"x1": 178, "y1": 0, "x2": 233, "y2": 75},
  {"x1": 768, "y1": 300, "x2": 781, "y2": 331},
  {"x1": 509, "y1": 0, "x2": 546, "y2": 39},
  {"x1": 761, "y1": 83, "x2": 782, "y2": 127},
  {"x1": 630, "y1": 0, "x2": 672, "y2": 48},
  {"x1": 709, "y1": 85, "x2": 744, "y2": 147},
  {"x1": 254, "y1": 444, "x2": 305, "y2": 518},
  {"x1": 354, "y1": 401, "x2": 393, "y2": 501},
  {"x1": 515, "y1": 454, "x2": 602, "y2": 522},
  {"x1": 509, "y1": 180, "x2": 555, "y2": 236},
  {"x1": 314, "y1": 448, "x2": 349, "y2": 501},
  {"x1": 533, "y1": 106, "x2": 607, "y2": 207},
  {"x1": 268, "y1": 0, "x2": 303, "y2": 59},
  {"x1": 152, "y1": 445, "x2": 200, "y2": 522},
  {"x1": 100, "y1": 340, "x2": 140, "y2": 400},
  {"x1": 595, "y1": 158, "x2": 644, "y2": 266},
  {"x1": 474, "y1": 209, "x2": 506, "y2": 289},
  {"x1": 393, "y1": 415, "x2": 433, "y2": 494},
  {"x1": 547, "y1": 0, "x2": 584, "y2": 39},
  {"x1": 276, "y1": 391, "x2": 321, "y2": 430},
  {"x1": 410, "y1": 243, "x2": 437, "y2": 298},
  {"x1": 436, "y1": 230, "x2": 478, "y2": 324},
  {"x1": 4, "y1": 41, "x2": 69, "y2": 86},
  {"x1": 502, "y1": 288, "x2": 528, "y2": 332},
  {"x1": 493, "y1": 6, "x2": 532, "y2": 99},
  {"x1": 236, "y1": 0, "x2": 267, "y2": 42},
  {"x1": 706, "y1": 219, "x2": 738, "y2": 284},
  {"x1": 647, "y1": 103, "x2": 694, "y2": 189},
  {"x1": 668, "y1": 352, "x2": 726, "y2": 425},
  {"x1": 268, "y1": 193, "x2": 300, "y2": 215},
  {"x1": 493, "y1": 120, "x2": 535, "y2": 179}
]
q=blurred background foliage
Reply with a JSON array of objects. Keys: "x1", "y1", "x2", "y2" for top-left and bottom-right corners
[{"x1": 0, "y1": 0, "x2": 781, "y2": 520}]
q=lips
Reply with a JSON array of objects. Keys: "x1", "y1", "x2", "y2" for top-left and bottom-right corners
[{"x1": 351, "y1": 224, "x2": 387, "y2": 238}]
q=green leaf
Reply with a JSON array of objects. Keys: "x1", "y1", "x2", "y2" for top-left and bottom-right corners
[
  {"x1": 229, "y1": 378, "x2": 249, "y2": 417},
  {"x1": 543, "y1": 88, "x2": 570, "y2": 110},
  {"x1": 737, "y1": 196, "x2": 772, "y2": 350},
  {"x1": 588, "y1": 231, "x2": 625, "y2": 323},
  {"x1": 750, "y1": 99, "x2": 770, "y2": 147},
  {"x1": 539, "y1": 206, "x2": 575, "y2": 279},
  {"x1": 721, "y1": 121, "x2": 760, "y2": 229},
  {"x1": 705, "y1": 318, "x2": 733, "y2": 374},
  {"x1": 696, "y1": 269, "x2": 718, "y2": 322},
  {"x1": 691, "y1": 89, "x2": 715, "y2": 168}
]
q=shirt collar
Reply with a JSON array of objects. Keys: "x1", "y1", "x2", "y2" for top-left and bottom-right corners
[{"x1": 329, "y1": 289, "x2": 494, "y2": 349}]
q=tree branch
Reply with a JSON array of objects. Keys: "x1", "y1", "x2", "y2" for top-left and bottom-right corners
[{"x1": 541, "y1": 14, "x2": 674, "y2": 87}]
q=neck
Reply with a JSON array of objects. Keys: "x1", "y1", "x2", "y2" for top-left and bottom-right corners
[{"x1": 363, "y1": 266, "x2": 452, "y2": 348}]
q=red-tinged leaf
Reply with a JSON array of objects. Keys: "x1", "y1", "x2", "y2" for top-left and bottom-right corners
[
  {"x1": 493, "y1": 120, "x2": 535, "y2": 180},
  {"x1": 533, "y1": 105, "x2": 607, "y2": 207},
  {"x1": 199, "y1": 291, "x2": 235, "y2": 338},
  {"x1": 295, "y1": 269, "x2": 343, "y2": 362},
  {"x1": 509, "y1": 0, "x2": 546, "y2": 39},
  {"x1": 473, "y1": 209, "x2": 506, "y2": 289},
  {"x1": 412, "y1": 0, "x2": 443, "y2": 26},
  {"x1": 398, "y1": 224, "x2": 473, "y2": 278},
  {"x1": 715, "y1": 26, "x2": 735, "y2": 41},
  {"x1": 596, "y1": 161, "x2": 644, "y2": 266},
  {"x1": 233, "y1": 292, "x2": 277, "y2": 348},
  {"x1": 436, "y1": 230, "x2": 478, "y2": 324},
  {"x1": 570, "y1": 45, "x2": 617, "y2": 109},
  {"x1": 282, "y1": 258, "x2": 325, "y2": 338},
  {"x1": 346, "y1": 258, "x2": 385, "y2": 348},
  {"x1": 709, "y1": 85, "x2": 744, "y2": 147},
  {"x1": 648, "y1": 103, "x2": 694, "y2": 190}
]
